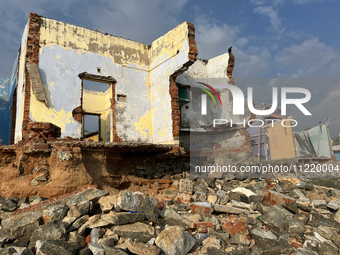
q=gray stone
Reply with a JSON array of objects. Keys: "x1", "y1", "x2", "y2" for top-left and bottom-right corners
[
  {"x1": 84, "y1": 189, "x2": 109, "y2": 207},
  {"x1": 39, "y1": 240, "x2": 83, "y2": 255},
  {"x1": 334, "y1": 209, "x2": 340, "y2": 223},
  {"x1": 328, "y1": 199, "x2": 340, "y2": 210},
  {"x1": 78, "y1": 248, "x2": 94, "y2": 255},
  {"x1": 19, "y1": 203, "x2": 30, "y2": 210},
  {"x1": 67, "y1": 215, "x2": 89, "y2": 232},
  {"x1": 252, "y1": 236, "x2": 294, "y2": 255},
  {"x1": 66, "y1": 195, "x2": 89, "y2": 215},
  {"x1": 89, "y1": 244, "x2": 105, "y2": 255},
  {"x1": 36, "y1": 174, "x2": 47, "y2": 182},
  {"x1": 125, "y1": 240, "x2": 161, "y2": 255},
  {"x1": 316, "y1": 241, "x2": 339, "y2": 255},
  {"x1": 97, "y1": 195, "x2": 116, "y2": 212},
  {"x1": 97, "y1": 237, "x2": 116, "y2": 247},
  {"x1": 207, "y1": 228, "x2": 230, "y2": 243},
  {"x1": 29, "y1": 196, "x2": 47, "y2": 204},
  {"x1": 116, "y1": 190, "x2": 141, "y2": 211},
  {"x1": 30, "y1": 220, "x2": 67, "y2": 245},
  {"x1": 0, "y1": 197, "x2": 17, "y2": 212},
  {"x1": 102, "y1": 245, "x2": 128, "y2": 255},
  {"x1": 0, "y1": 237, "x2": 6, "y2": 247},
  {"x1": 194, "y1": 183, "x2": 208, "y2": 194},
  {"x1": 113, "y1": 222, "x2": 155, "y2": 243},
  {"x1": 283, "y1": 202, "x2": 299, "y2": 214},
  {"x1": 179, "y1": 179, "x2": 193, "y2": 194},
  {"x1": 273, "y1": 205, "x2": 293, "y2": 217},
  {"x1": 62, "y1": 206, "x2": 82, "y2": 229},
  {"x1": 31, "y1": 179, "x2": 40, "y2": 186},
  {"x1": 155, "y1": 226, "x2": 195, "y2": 255},
  {"x1": 229, "y1": 233, "x2": 250, "y2": 246},
  {"x1": 259, "y1": 208, "x2": 285, "y2": 231},
  {"x1": 231, "y1": 200, "x2": 251, "y2": 209},
  {"x1": 224, "y1": 245, "x2": 251, "y2": 255},
  {"x1": 308, "y1": 211, "x2": 340, "y2": 228},
  {"x1": 315, "y1": 225, "x2": 337, "y2": 239},
  {"x1": 43, "y1": 204, "x2": 68, "y2": 223},
  {"x1": 331, "y1": 235, "x2": 340, "y2": 249},
  {"x1": 284, "y1": 217, "x2": 306, "y2": 234},
  {"x1": 250, "y1": 229, "x2": 277, "y2": 240},
  {"x1": 17, "y1": 197, "x2": 29, "y2": 207},
  {"x1": 294, "y1": 248, "x2": 318, "y2": 255},
  {"x1": 213, "y1": 204, "x2": 250, "y2": 214},
  {"x1": 101, "y1": 212, "x2": 145, "y2": 225},
  {"x1": 159, "y1": 206, "x2": 189, "y2": 226},
  {"x1": 6, "y1": 211, "x2": 42, "y2": 241},
  {"x1": 139, "y1": 197, "x2": 159, "y2": 223}
]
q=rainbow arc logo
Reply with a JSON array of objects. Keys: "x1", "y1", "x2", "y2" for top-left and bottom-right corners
[
  {"x1": 196, "y1": 82, "x2": 222, "y2": 115},
  {"x1": 197, "y1": 82, "x2": 222, "y2": 107}
]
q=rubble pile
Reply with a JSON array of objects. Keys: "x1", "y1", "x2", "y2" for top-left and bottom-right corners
[{"x1": 1, "y1": 177, "x2": 340, "y2": 255}]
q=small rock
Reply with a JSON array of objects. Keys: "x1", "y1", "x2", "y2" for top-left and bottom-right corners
[
  {"x1": 315, "y1": 225, "x2": 337, "y2": 239},
  {"x1": 328, "y1": 199, "x2": 340, "y2": 210},
  {"x1": 125, "y1": 240, "x2": 161, "y2": 255},
  {"x1": 179, "y1": 179, "x2": 193, "y2": 194},
  {"x1": 43, "y1": 204, "x2": 68, "y2": 224},
  {"x1": 62, "y1": 206, "x2": 82, "y2": 229},
  {"x1": 39, "y1": 240, "x2": 83, "y2": 255},
  {"x1": 0, "y1": 197, "x2": 17, "y2": 212},
  {"x1": 98, "y1": 195, "x2": 116, "y2": 212},
  {"x1": 31, "y1": 179, "x2": 40, "y2": 186},
  {"x1": 66, "y1": 195, "x2": 90, "y2": 215},
  {"x1": 113, "y1": 222, "x2": 155, "y2": 243},
  {"x1": 259, "y1": 208, "x2": 285, "y2": 231},
  {"x1": 36, "y1": 174, "x2": 47, "y2": 182},
  {"x1": 155, "y1": 226, "x2": 195, "y2": 255},
  {"x1": 229, "y1": 233, "x2": 251, "y2": 246},
  {"x1": 30, "y1": 220, "x2": 67, "y2": 246},
  {"x1": 116, "y1": 190, "x2": 141, "y2": 211}
]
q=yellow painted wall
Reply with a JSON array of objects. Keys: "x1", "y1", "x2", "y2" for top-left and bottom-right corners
[
  {"x1": 83, "y1": 88, "x2": 111, "y2": 142},
  {"x1": 268, "y1": 122, "x2": 296, "y2": 160},
  {"x1": 31, "y1": 17, "x2": 192, "y2": 143}
]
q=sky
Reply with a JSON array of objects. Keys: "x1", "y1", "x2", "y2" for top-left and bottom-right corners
[{"x1": 0, "y1": 0, "x2": 339, "y2": 137}]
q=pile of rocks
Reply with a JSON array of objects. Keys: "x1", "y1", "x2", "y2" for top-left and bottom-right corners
[{"x1": 1, "y1": 177, "x2": 340, "y2": 254}]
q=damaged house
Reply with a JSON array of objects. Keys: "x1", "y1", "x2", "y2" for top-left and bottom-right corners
[
  {"x1": 0, "y1": 13, "x2": 256, "y2": 196},
  {"x1": 0, "y1": 12, "x2": 254, "y2": 162}
]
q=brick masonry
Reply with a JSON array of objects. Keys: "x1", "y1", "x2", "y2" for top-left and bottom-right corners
[
  {"x1": 22, "y1": 13, "x2": 41, "y2": 141},
  {"x1": 169, "y1": 22, "x2": 198, "y2": 139},
  {"x1": 72, "y1": 106, "x2": 83, "y2": 123},
  {"x1": 227, "y1": 52, "x2": 235, "y2": 85},
  {"x1": 10, "y1": 87, "x2": 17, "y2": 144},
  {"x1": 111, "y1": 81, "x2": 122, "y2": 142}
]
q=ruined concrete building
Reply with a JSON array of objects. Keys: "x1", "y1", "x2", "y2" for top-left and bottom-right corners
[
  {"x1": 0, "y1": 13, "x2": 256, "y2": 197},
  {"x1": 1, "y1": 13, "x2": 201, "y2": 145},
  {"x1": 0, "y1": 13, "x2": 253, "y2": 158}
]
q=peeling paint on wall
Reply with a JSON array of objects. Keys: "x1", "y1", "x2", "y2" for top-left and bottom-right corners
[
  {"x1": 14, "y1": 14, "x2": 196, "y2": 144},
  {"x1": 14, "y1": 22, "x2": 29, "y2": 143}
]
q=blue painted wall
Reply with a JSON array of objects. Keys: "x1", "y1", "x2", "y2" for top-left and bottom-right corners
[
  {"x1": 0, "y1": 55, "x2": 18, "y2": 145},
  {"x1": 336, "y1": 153, "x2": 340, "y2": 161}
]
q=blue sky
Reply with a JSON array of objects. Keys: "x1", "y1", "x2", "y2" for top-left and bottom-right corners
[{"x1": 0, "y1": 0, "x2": 339, "y2": 136}]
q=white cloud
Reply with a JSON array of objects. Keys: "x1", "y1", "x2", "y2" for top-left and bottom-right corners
[
  {"x1": 275, "y1": 37, "x2": 340, "y2": 77},
  {"x1": 253, "y1": 6, "x2": 284, "y2": 33},
  {"x1": 292, "y1": 0, "x2": 324, "y2": 5}
]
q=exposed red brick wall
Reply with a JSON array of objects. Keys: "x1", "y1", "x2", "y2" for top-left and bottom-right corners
[
  {"x1": 26, "y1": 122, "x2": 61, "y2": 142},
  {"x1": 72, "y1": 106, "x2": 83, "y2": 123},
  {"x1": 169, "y1": 22, "x2": 198, "y2": 139},
  {"x1": 111, "y1": 82, "x2": 122, "y2": 142},
  {"x1": 10, "y1": 87, "x2": 17, "y2": 144},
  {"x1": 227, "y1": 52, "x2": 235, "y2": 85},
  {"x1": 22, "y1": 13, "x2": 41, "y2": 140}
]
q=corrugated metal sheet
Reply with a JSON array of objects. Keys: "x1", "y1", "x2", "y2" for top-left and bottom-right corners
[{"x1": 294, "y1": 124, "x2": 332, "y2": 158}]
